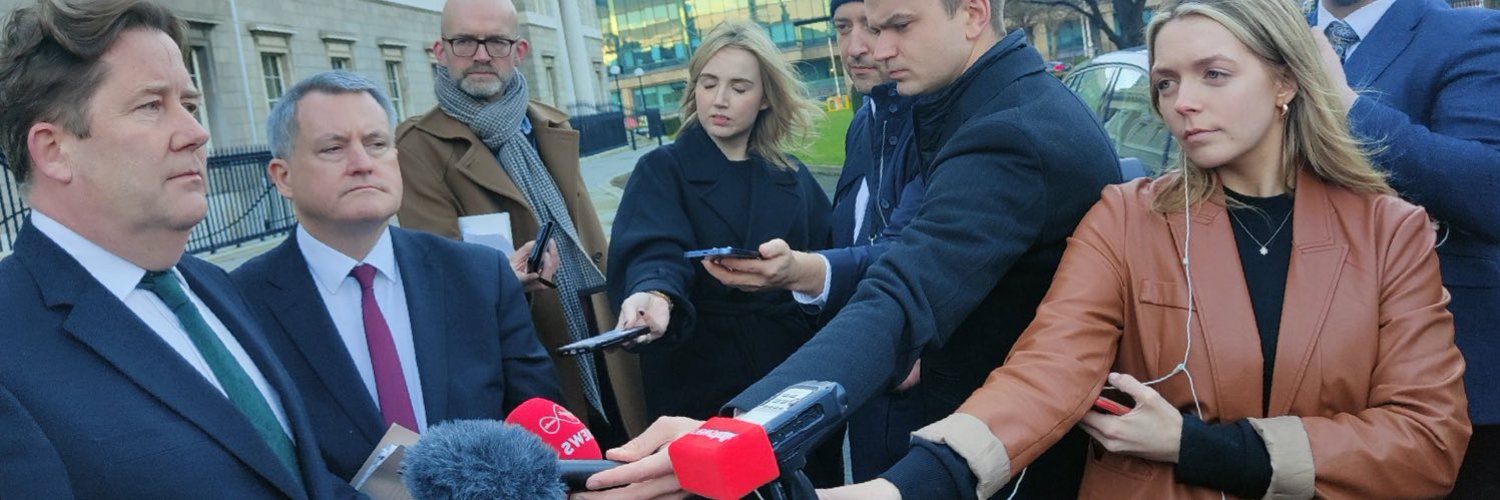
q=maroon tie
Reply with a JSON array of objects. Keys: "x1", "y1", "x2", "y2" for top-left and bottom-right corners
[{"x1": 350, "y1": 264, "x2": 419, "y2": 431}]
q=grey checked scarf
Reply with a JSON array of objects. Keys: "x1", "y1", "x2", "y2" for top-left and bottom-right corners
[{"x1": 434, "y1": 66, "x2": 610, "y2": 420}]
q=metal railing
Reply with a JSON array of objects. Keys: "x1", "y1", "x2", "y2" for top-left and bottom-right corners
[
  {"x1": 188, "y1": 146, "x2": 296, "y2": 254},
  {"x1": 0, "y1": 146, "x2": 294, "y2": 256},
  {"x1": 0, "y1": 153, "x2": 24, "y2": 256},
  {"x1": 567, "y1": 102, "x2": 624, "y2": 116}
]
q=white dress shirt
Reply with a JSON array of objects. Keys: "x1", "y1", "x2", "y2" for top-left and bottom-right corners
[
  {"x1": 31, "y1": 210, "x2": 293, "y2": 438},
  {"x1": 296, "y1": 225, "x2": 428, "y2": 431},
  {"x1": 1316, "y1": 0, "x2": 1398, "y2": 60},
  {"x1": 792, "y1": 179, "x2": 868, "y2": 309}
]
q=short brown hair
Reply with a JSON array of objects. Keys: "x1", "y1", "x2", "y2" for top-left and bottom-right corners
[
  {"x1": 0, "y1": 0, "x2": 185, "y2": 183},
  {"x1": 939, "y1": 0, "x2": 1005, "y2": 32}
]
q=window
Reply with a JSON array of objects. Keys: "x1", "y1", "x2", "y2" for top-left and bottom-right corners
[
  {"x1": 543, "y1": 55, "x2": 562, "y2": 107},
  {"x1": 183, "y1": 21, "x2": 218, "y2": 146},
  {"x1": 1053, "y1": 20, "x2": 1085, "y2": 58},
  {"x1": 260, "y1": 52, "x2": 288, "y2": 110},
  {"x1": 381, "y1": 44, "x2": 408, "y2": 121},
  {"x1": 1104, "y1": 67, "x2": 1178, "y2": 175},
  {"x1": 185, "y1": 45, "x2": 214, "y2": 137},
  {"x1": 1064, "y1": 66, "x2": 1118, "y2": 118},
  {"x1": 250, "y1": 27, "x2": 294, "y2": 111},
  {"x1": 323, "y1": 36, "x2": 356, "y2": 71},
  {"x1": 385, "y1": 61, "x2": 406, "y2": 121}
]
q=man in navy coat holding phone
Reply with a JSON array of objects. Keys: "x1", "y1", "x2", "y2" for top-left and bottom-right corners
[{"x1": 232, "y1": 71, "x2": 563, "y2": 480}]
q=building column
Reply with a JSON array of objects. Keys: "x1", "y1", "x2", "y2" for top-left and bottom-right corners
[
  {"x1": 556, "y1": 0, "x2": 598, "y2": 108},
  {"x1": 542, "y1": 2, "x2": 580, "y2": 109}
]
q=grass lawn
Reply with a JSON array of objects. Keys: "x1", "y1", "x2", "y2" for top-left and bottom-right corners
[
  {"x1": 617, "y1": 106, "x2": 854, "y2": 196},
  {"x1": 792, "y1": 106, "x2": 854, "y2": 170}
]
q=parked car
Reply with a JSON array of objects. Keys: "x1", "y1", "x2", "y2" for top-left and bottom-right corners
[
  {"x1": 1044, "y1": 60, "x2": 1072, "y2": 78},
  {"x1": 1063, "y1": 46, "x2": 1180, "y2": 178}
]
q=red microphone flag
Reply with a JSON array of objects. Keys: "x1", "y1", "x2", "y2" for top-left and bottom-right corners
[
  {"x1": 505, "y1": 398, "x2": 603, "y2": 460},
  {"x1": 668, "y1": 417, "x2": 780, "y2": 500}
]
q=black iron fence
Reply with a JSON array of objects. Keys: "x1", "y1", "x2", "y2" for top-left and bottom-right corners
[
  {"x1": 0, "y1": 152, "x2": 24, "y2": 255},
  {"x1": 572, "y1": 110, "x2": 628, "y2": 157},
  {"x1": 0, "y1": 146, "x2": 294, "y2": 256},
  {"x1": 188, "y1": 146, "x2": 296, "y2": 254}
]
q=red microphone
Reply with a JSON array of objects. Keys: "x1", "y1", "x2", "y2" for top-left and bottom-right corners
[
  {"x1": 667, "y1": 382, "x2": 847, "y2": 499},
  {"x1": 669, "y1": 417, "x2": 780, "y2": 499},
  {"x1": 505, "y1": 398, "x2": 603, "y2": 460}
]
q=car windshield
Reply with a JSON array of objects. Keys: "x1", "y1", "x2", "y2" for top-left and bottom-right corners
[{"x1": 1065, "y1": 52, "x2": 1181, "y2": 177}]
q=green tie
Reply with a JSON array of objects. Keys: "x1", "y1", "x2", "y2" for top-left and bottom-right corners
[{"x1": 138, "y1": 270, "x2": 303, "y2": 487}]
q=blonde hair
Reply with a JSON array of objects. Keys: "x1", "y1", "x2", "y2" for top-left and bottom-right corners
[
  {"x1": 1145, "y1": 0, "x2": 1392, "y2": 213},
  {"x1": 678, "y1": 20, "x2": 822, "y2": 170}
]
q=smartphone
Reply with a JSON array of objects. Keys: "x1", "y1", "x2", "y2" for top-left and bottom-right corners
[
  {"x1": 1093, "y1": 388, "x2": 1136, "y2": 415},
  {"x1": 527, "y1": 221, "x2": 555, "y2": 273},
  {"x1": 683, "y1": 247, "x2": 761, "y2": 259},
  {"x1": 557, "y1": 326, "x2": 651, "y2": 356},
  {"x1": 1093, "y1": 397, "x2": 1131, "y2": 416}
]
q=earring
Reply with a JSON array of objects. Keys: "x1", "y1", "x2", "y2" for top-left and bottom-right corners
[{"x1": 1278, "y1": 102, "x2": 1289, "y2": 117}]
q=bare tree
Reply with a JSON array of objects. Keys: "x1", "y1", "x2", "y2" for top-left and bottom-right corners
[
  {"x1": 1022, "y1": 0, "x2": 1149, "y2": 51},
  {"x1": 1003, "y1": 1, "x2": 1054, "y2": 33}
]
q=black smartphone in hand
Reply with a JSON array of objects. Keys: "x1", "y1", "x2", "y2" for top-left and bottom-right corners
[
  {"x1": 683, "y1": 247, "x2": 761, "y2": 259},
  {"x1": 556, "y1": 326, "x2": 651, "y2": 356},
  {"x1": 527, "y1": 221, "x2": 555, "y2": 273}
]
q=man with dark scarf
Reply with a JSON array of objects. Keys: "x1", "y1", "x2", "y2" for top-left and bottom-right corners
[{"x1": 394, "y1": 0, "x2": 646, "y2": 447}]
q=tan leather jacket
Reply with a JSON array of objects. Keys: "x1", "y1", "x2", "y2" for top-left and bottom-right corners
[
  {"x1": 916, "y1": 169, "x2": 1469, "y2": 499},
  {"x1": 394, "y1": 101, "x2": 646, "y2": 437}
]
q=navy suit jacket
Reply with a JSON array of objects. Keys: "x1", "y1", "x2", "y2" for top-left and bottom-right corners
[
  {"x1": 1318, "y1": 0, "x2": 1500, "y2": 423},
  {"x1": 821, "y1": 83, "x2": 925, "y2": 319},
  {"x1": 230, "y1": 227, "x2": 563, "y2": 480},
  {"x1": 728, "y1": 31, "x2": 1121, "y2": 419},
  {"x1": 0, "y1": 222, "x2": 358, "y2": 499}
]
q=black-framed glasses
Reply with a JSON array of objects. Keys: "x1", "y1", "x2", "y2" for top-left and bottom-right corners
[{"x1": 444, "y1": 36, "x2": 517, "y2": 58}]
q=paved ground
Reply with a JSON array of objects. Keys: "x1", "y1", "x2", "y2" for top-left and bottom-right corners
[
  {"x1": 579, "y1": 141, "x2": 670, "y2": 236},
  {"x1": 199, "y1": 234, "x2": 288, "y2": 271},
  {"x1": 588, "y1": 142, "x2": 844, "y2": 233}
]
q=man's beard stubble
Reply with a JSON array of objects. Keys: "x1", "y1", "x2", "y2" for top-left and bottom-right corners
[{"x1": 459, "y1": 63, "x2": 510, "y2": 99}]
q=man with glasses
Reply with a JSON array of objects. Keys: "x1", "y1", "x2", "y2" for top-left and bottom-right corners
[{"x1": 395, "y1": 0, "x2": 645, "y2": 447}]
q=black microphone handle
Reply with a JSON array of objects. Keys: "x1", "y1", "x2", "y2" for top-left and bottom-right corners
[
  {"x1": 558, "y1": 459, "x2": 625, "y2": 489},
  {"x1": 761, "y1": 470, "x2": 816, "y2": 500}
]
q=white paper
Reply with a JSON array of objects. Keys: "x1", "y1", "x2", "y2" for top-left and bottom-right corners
[
  {"x1": 458, "y1": 212, "x2": 515, "y2": 258},
  {"x1": 351, "y1": 443, "x2": 401, "y2": 490}
]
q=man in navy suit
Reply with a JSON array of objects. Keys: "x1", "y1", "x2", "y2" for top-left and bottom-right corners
[
  {"x1": 575, "y1": 0, "x2": 1119, "y2": 497},
  {"x1": 1311, "y1": 1, "x2": 1500, "y2": 495},
  {"x1": 700, "y1": 0, "x2": 927, "y2": 483},
  {"x1": 231, "y1": 71, "x2": 564, "y2": 480},
  {"x1": 0, "y1": 1, "x2": 356, "y2": 497}
]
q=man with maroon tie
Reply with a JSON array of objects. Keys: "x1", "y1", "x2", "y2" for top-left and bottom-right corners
[{"x1": 232, "y1": 71, "x2": 563, "y2": 480}]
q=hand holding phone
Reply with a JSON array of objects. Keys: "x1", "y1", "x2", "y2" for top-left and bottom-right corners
[
  {"x1": 1092, "y1": 387, "x2": 1136, "y2": 415},
  {"x1": 1093, "y1": 397, "x2": 1131, "y2": 416},
  {"x1": 557, "y1": 326, "x2": 651, "y2": 356},
  {"x1": 683, "y1": 247, "x2": 761, "y2": 259},
  {"x1": 527, "y1": 221, "x2": 555, "y2": 274}
]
